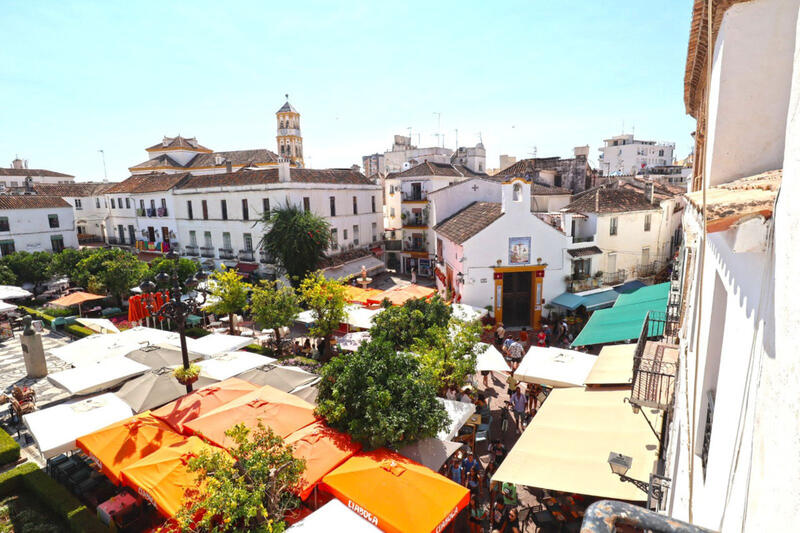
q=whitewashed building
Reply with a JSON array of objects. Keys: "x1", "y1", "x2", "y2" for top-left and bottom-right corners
[
  {"x1": 429, "y1": 177, "x2": 574, "y2": 329},
  {"x1": 31, "y1": 183, "x2": 115, "y2": 243},
  {"x1": 598, "y1": 134, "x2": 675, "y2": 175},
  {"x1": 0, "y1": 158, "x2": 74, "y2": 187},
  {"x1": 642, "y1": 1, "x2": 800, "y2": 531},
  {"x1": 0, "y1": 196, "x2": 78, "y2": 256}
]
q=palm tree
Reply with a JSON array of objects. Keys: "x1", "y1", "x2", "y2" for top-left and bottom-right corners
[{"x1": 260, "y1": 204, "x2": 331, "y2": 285}]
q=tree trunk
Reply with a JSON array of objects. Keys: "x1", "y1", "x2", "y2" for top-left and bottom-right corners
[
  {"x1": 274, "y1": 327, "x2": 283, "y2": 357},
  {"x1": 320, "y1": 334, "x2": 331, "y2": 362},
  {"x1": 228, "y1": 313, "x2": 235, "y2": 335}
]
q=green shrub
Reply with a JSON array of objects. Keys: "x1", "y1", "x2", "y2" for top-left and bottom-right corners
[
  {"x1": 0, "y1": 427, "x2": 20, "y2": 466},
  {"x1": 243, "y1": 343, "x2": 276, "y2": 357},
  {"x1": 21, "y1": 467, "x2": 106, "y2": 533},
  {"x1": 185, "y1": 327, "x2": 211, "y2": 338},
  {"x1": 64, "y1": 324, "x2": 94, "y2": 338},
  {"x1": 0, "y1": 462, "x2": 37, "y2": 497},
  {"x1": 19, "y1": 306, "x2": 54, "y2": 328},
  {"x1": 38, "y1": 306, "x2": 74, "y2": 317}
]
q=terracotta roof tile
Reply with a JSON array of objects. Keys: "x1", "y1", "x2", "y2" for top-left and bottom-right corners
[
  {"x1": 433, "y1": 201, "x2": 503, "y2": 244},
  {"x1": 176, "y1": 168, "x2": 374, "y2": 189},
  {"x1": 130, "y1": 148, "x2": 279, "y2": 171},
  {"x1": 568, "y1": 246, "x2": 603, "y2": 258},
  {"x1": 563, "y1": 187, "x2": 659, "y2": 214},
  {"x1": 32, "y1": 182, "x2": 117, "y2": 197},
  {"x1": 0, "y1": 195, "x2": 71, "y2": 209},
  {"x1": 145, "y1": 136, "x2": 211, "y2": 152},
  {"x1": 388, "y1": 161, "x2": 486, "y2": 179},
  {"x1": 106, "y1": 173, "x2": 191, "y2": 194},
  {"x1": 0, "y1": 168, "x2": 73, "y2": 178},
  {"x1": 685, "y1": 169, "x2": 781, "y2": 232}
]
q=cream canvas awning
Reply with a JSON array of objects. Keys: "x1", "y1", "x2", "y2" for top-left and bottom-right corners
[
  {"x1": 584, "y1": 344, "x2": 635, "y2": 386},
  {"x1": 515, "y1": 346, "x2": 598, "y2": 388},
  {"x1": 492, "y1": 388, "x2": 660, "y2": 501}
]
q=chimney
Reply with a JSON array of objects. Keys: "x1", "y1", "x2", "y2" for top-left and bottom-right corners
[
  {"x1": 278, "y1": 157, "x2": 291, "y2": 182},
  {"x1": 350, "y1": 164, "x2": 360, "y2": 173},
  {"x1": 11, "y1": 157, "x2": 24, "y2": 170},
  {"x1": 225, "y1": 161, "x2": 232, "y2": 173},
  {"x1": 595, "y1": 190, "x2": 599, "y2": 212},
  {"x1": 645, "y1": 182, "x2": 655, "y2": 204}
]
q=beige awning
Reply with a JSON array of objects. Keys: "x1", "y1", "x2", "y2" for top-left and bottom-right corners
[
  {"x1": 584, "y1": 344, "x2": 635, "y2": 386},
  {"x1": 492, "y1": 388, "x2": 660, "y2": 501}
]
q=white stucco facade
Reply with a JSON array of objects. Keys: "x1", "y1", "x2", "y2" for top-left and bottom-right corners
[
  {"x1": 598, "y1": 134, "x2": 675, "y2": 175},
  {"x1": 0, "y1": 205, "x2": 77, "y2": 255}
]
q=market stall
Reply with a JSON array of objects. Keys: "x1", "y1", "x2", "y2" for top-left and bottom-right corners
[
  {"x1": 24, "y1": 393, "x2": 134, "y2": 459},
  {"x1": 515, "y1": 346, "x2": 598, "y2": 388},
  {"x1": 321, "y1": 449, "x2": 469, "y2": 533}
]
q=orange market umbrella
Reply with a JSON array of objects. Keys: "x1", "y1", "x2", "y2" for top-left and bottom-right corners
[
  {"x1": 76, "y1": 412, "x2": 187, "y2": 485},
  {"x1": 49, "y1": 291, "x2": 106, "y2": 315},
  {"x1": 284, "y1": 421, "x2": 361, "y2": 500},
  {"x1": 182, "y1": 385, "x2": 318, "y2": 448},
  {"x1": 120, "y1": 436, "x2": 225, "y2": 518},
  {"x1": 321, "y1": 449, "x2": 469, "y2": 533},
  {"x1": 151, "y1": 378, "x2": 258, "y2": 434}
]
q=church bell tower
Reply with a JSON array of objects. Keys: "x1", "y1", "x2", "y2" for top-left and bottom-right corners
[{"x1": 276, "y1": 95, "x2": 304, "y2": 167}]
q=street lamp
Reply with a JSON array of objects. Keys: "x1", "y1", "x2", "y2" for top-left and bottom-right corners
[
  {"x1": 139, "y1": 250, "x2": 209, "y2": 393},
  {"x1": 607, "y1": 452, "x2": 669, "y2": 505}
]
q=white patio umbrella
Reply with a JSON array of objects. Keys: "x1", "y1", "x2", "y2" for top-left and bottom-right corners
[
  {"x1": 236, "y1": 364, "x2": 319, "y2": 392},
  {"x1": 451, "y1": 303, "x2": 488, "y2": 322},
  {"x1": 163, "y1": 333, "x2": 253, "y2": 358},
  {"x1": 195, "y1": 351, "x2": 276, "y2": 381},
  {"x1": 343, "y1": 305, "x2": 383, "y2": 330},
  {"x1": 515, "y1": 346, "x2": 598, "y2": 388},
  {"x1": 0, "y1": 300, "x2": 17, "y2": 313},
  {"x1": 474, "y1": 342, "x2": 511, "y2": 373},
  {"x1": 23, "y1": 393, "x2": 134, "y2": 459},
  {"x1": 0, "y1": 285, "x2": 32, "y2": 300},
  {"x1": 47, "y1": 357, "x2": 150, "y2": 395},
  {"x1": 337, "y1": 331, "x2": 371, "y2": 352},
  {"x1": 115, "y1": 367, "x2": 219, "y2": 413},
  {"x1": 76, "y1": 317, "x2": 121, "y2": 334},
  {"x1": 436, "y1": 397, "x2": 476, "y2": 441}
]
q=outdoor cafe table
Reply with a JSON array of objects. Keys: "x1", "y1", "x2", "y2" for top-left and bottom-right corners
[{"x1": 97, "y1": 491, "x2": 138, "y2": 527}]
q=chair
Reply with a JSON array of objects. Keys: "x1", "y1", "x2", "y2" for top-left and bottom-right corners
[
  {"x1": 474, "y1": 415, "x2": 491, "y2": 450},
  {"x1": 9, "y1": 397, "x2": 35, "y2": 424}
]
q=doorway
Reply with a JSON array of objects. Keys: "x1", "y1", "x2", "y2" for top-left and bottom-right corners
[
  {"x1": 502, "y1": 271, "x2": 532, "y2": 327},
  {"x1": 147, "y1": 226, "x2": 156, "y2": 243}
]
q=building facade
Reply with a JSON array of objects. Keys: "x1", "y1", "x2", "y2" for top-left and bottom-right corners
[
  {"x1": 31, "y1": 183, "x2": 116, "y2": 243},
  {"x1": 0, "y1": 158, "x2": 75, "y2": 187},
  {"x1": 493, "y1": 148, "x2": 598, "y2": 193},
  {"x1": 0, "y1": 196, "x2": 78, "y2": 256},
  {"x1": 598, "y1": 134, "x2": 676, "y2": 176}
]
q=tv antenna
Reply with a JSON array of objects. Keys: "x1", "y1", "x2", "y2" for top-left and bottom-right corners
[{"x1": 98, "y1": 150, "x2": 108, "y2": 180}]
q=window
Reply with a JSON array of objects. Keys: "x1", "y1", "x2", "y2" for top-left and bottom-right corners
[
  {"x1": 262, "y1": 198, "x2": 270, "y2": 218},
  {"x1": 390, "y1": 207, "x2": 395, "y2": 218},
  {"x1": 110, "y1": 198, "x2": 116, "y2": 209},
  {"x1": 372, "y1": 222, "x2": 377, "y2": 242},
  {"x1": 0, "y1": 217, "x2": 9, "y2": 232},
  {"x1": 330, "y1": 196, "x2": 336, "y2": 216},
  {"x1": 644, "y1": 214, "x2": 651, "y2": 232},
  {"x1": 161, "y1": 198, "x2": 167, "y2": 209},
  {"x1": 513, "y1": 183, "x2": 522, "y2": 201},
  {"x1": 75, "y1": 199, "x2": 83, "y2": 210},
  {"x1": 128, "y1": 225, "x2": 135, "y2": 244},
  {"x1": 189, "y1": 231, "x2": 197, "y2": 246},
  {"x1": 50, "y1": 234, "x2": 64, "y2": 252},
  {"x1": 343, "y1": 228, "x2": 348, "y2": 240},
  {"x1": 0, "y1": 240, "x2": 14, "y2": 256},
  {"x1": 202, "y1": 200, "x2": 208, "y2": 220},
  {"x1": 353, "y1": 225, "x2": 359, "y2": 245},
  {"x1": 353, "y1": 196, "x2": 358, "y2": 215},
  {"x1": 243, "y1": 233, "x2": 253, "y2": 251},
  {"x1": 609, "y1": 217, "x2": 618, "y2": 236},
  {"x1": 95, "y1": 198, "x2": 100, "y2": 208},
  {"x1": 371, "y1": 195, "x2": 376, "y2": 213},
  {"x1": 139, "y1": 200, "x2": 144, "y2": 210},
  {"x1": 48, "y1": 214, "x2": 59, "y2": 228},
  {"x1": 125, "y1": 198, "x2": 130, "y2": 209},
  {"x1": 77, "y1": 225, "x2": 85, "y2": 234},
  {"x1": 572, "y1": 258, "x2": 591, "y2": 279},
  {"x1": 701, "y1": 391, "x2": 715, "y2": 476},
  {"x1": 150, "y1": 199, "x2": 156, "y2": 210},
  {"x1": 641, "y1": 247, "x2": 650, "y2": 265},
  {"x1": 607, "y1": 253, "x2": 617, "y2": 273},
  {"x1": 222, "y1": 232, "x2": 232, "y2": 249},
  {"x1": 221, "y1": 200, "x2": 228, "y2": 220},
  {"x1": 204, "y1": 231, "x2": 212, "y2": 248},
  {"x1": 187, "y1": 201, "x2": 193, "y2": 220},
  {"x1": 303, "y1": 197, "x2": 310, "y2": 212},
  {"x1": 242, "y1": 199, "x2": 249, "y2": 221},
  {"x1": 118, "y1": 198, "x2": 123, "y2": 208},
  {"x1": 104, "y1": 198, "x2": 108, "y2": 208},
  {"x1": 330, "y1": 229, "x2": 338, "y2": 250}
]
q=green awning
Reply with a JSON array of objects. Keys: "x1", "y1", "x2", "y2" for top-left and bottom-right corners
[{"x1": 571, "y1": 282, "x2": 670, "y2": 347}]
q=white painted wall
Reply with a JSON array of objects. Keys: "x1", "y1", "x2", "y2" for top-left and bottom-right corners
[
  {"x1": 599, "y1": 134, "x2": 675, "y2": 174},
  {"x1": 0, "y1": 206, "x2": 78, "y2": 253}
]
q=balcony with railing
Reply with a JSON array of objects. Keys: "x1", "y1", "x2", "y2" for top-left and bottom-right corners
[
  {"x1": 238, "y1": 249, "x2": 255, "y2": 262},
  {"x1": 402, "y1": 240, "x2": 427, "y2": 253},
  {"x1": 384, "y1": 239, "x2": 402, "y2": 251},
  {"x1": 635, "y1": 260, "x2": 663, "y2": 279},
  {"x1": 218, "y1": 248, "x2": 235, "y2": 260},
  {"x1": 184, "y1": 245, "x2": 199, "y2": 257},
  {"x1": 571, "y1": 234, "x2": 595, "y2": 244},
  {"x1": 401, "y1": 214, "x2": 429, "y2": 228},
  {"x1": 146, "y1": 208, "x2": 157, "y2": 217},
  {"x1": 401, "y1": 191, "x2": 428, "y2": 202},
  {"x1": 603, "y1": 269, "x2": 627, "y2": 286},
  {"x1": 630, "y1": 311, "x2": 679, "y2": 412},
  {"x1": 107, "y1": 236, "x2": 120, "y2": 245},
  {"x1": 136, "y1": 208, "x2": 145, "y2": 216},
  {"x1": 259, "y1": 249, "x2": 273, "y2": 264},
  {"x1": 157, "y1": 207, "x2": 168, "y2": 217},
  {"x1": 200, "y1": 246, "x2": 215, "y2": 258}
]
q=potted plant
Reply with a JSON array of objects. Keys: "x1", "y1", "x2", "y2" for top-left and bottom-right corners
[
  {"x1": 594, "y1": 270, "x2": 604, "y2": 278},
  {"x1": 173, "y1": 364, "x2": 201, "y2": 386}
]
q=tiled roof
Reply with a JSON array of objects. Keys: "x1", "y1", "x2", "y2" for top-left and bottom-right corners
[
  {"x1": 433, "y1": 202, "x2": 503, "y2": 244},
  {"x1": 277, "y1": 100, "x2": 298, "y2": 113},
  {"x1": 388, "y1": 161, "x2": 486, "y2": 179},
  {"x1": 494, "y1": 156, "x2": 588, "y2": 178},
  {"x1": 0, "y1": 168, "x2": 73, "y2": 178},
  {"x1": 568, "y1": 246, "x2": 603, "y2": 258},
  {"x1": 619, "y1": 178, "x2": 682, "y2": 202},
  {"x1": 106, "y1": 173, "x2": 191, "y2": 193},
  {"x1": 530, "y1": 183, "x2": 572, "y2": 195},
  {"x1": 0, "y1": 195, "x2": 71, "y2": 209},
  {"x1": 130, "y1": 148, "x2": 279, "y2": 171},
  {"x1": 32, "y1": 182, "x2": 116, "y2": 197},
  {"x1": 563, "y1": 187, "x2": 659, "y2": 214},
  {"x1": 685, "y1": 169, "x2": 781, "y2": 233},
  {"x1": 145, "y1": 136, "x2": 211, "y2": 152},
  {"x1": 176, "y1": 167, "x2": 374, "y2": 189}
]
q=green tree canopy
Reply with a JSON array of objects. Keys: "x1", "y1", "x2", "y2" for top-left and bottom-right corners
[
  {"x1": 316, "y1": 340, "x2": 449, "y2": 450},
  {"x1": 260, "y1": 204, "x2": 330, "y2": 284},
  {"x1": 0, "y1": 264, "x2": 17, "y2": 285},
  {"x1": 206, "y1": 267, "x2": 251, "y2": 335},
  {"x1": 369, "y1": 295, "x2": 452, "y2": 350},
  {"x1": 47, "y1": 247, "x2": 91, "y2": 279},
  {"x1": 298, "y1": 271, "x2": 346, "y2": 361},
  {"x1": 413, "y1": 318, "x2": 484, "y2": 392},
  {"x1": 1, "y1": 251, "x2": 52, "y2": 287},
  {"x1": 146, "y1": 256, "x2": 199, "y2": 290},
  {"x1": 249, "y1": 280, "x2": 301, "y2": 356},
  {"x1": 71, "y1": 248, "x2": 148, "y2": 304},
  {"x1": 175, "y1": 423, "x2": 304, "y2": 533}
]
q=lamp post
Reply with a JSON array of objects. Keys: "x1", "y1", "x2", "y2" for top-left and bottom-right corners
[
  {"x1": 607, "y1": 452, "x2": 670, "y2": 507},
  {"x1": 139, "y1": 250, "x2": 208, "y2": 393}
]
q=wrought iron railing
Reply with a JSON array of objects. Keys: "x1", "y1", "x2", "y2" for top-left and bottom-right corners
[
  {"x1": 259, "y1": 249, "x2": 273, "y2": 264},
  {"x1": 636, "y1": 260, "x2": 662, "y2": 278},
  {"x1": 384, "y1": 239, "x2": 402, "y2": 251},
  {"x1": 603, "y1": 269, "x2": 627, "y2": 286},
  {"x1": 403, "y1": 241, "x2": 427, "y2": 253},
  {"x1": 401, "y1": 191, "x2": 427, "y2": 201},
  {"x1": 238, "y1": 249, "x2": 255, "y2": 262},
  {"x1": 218, "y1": 248, "x2": 235, "y2": 260},
  {"x1": 200, "y1": 246, "x2": 215, "y2": 258},
  {"x1": 184, "y1": 245, "x2": 199, "y2": 256},
  {"x1": 572, "y1": 235, "x2": 594, "y2": 244},
  {"x1": 630, "y1": 311, "x2": 679, "y2": 411}
]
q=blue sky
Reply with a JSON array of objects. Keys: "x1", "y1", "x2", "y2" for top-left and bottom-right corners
[{"x1": 1, "y1": 1, "x2": 695, "y2": 181}]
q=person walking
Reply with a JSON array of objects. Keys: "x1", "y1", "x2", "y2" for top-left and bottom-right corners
[
  {"x1": 410, "y1": 267, "x2": 417, "y2": 284},
  {"x1": 468, "y1": 494, "x2": 487, "y2": 533},
  {"x1": 508, "y1": 339, "x2": 524, "y2": 370},
  {"x1": 494, "y1": 322, "x2": 506, "y2": 347},
  {"x1": 510, "y1": 387, "x2": 528, "y2": 432}
]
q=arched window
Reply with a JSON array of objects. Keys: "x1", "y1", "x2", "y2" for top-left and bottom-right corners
[{"x1": 513, "y1": 183, "x2": 522, "y2": 201}]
